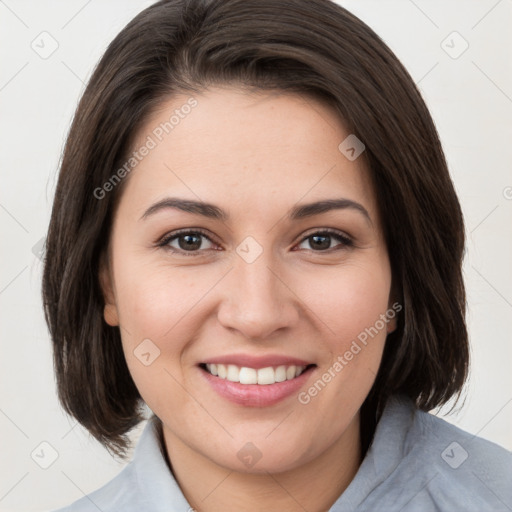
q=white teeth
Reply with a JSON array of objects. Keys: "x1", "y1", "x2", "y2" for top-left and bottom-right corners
[
  {"x1": 239, "y1": 367, "x2": 258, "y2": 384},
  {"x1": 257, "y1": 367, "x2": 275, "y2": 385},
  {"x1": 226, "y1": 364, "x2": 240, "y2": 382},
  {"x1": 275, "y1": 365, "x2": 287, "y2": 382},
  {"x1": 205, "y1": 363, "x2": 308, "y2": 384},
  {"x1": 217, "y1": 364, "x2": 227, "y2": 379}
]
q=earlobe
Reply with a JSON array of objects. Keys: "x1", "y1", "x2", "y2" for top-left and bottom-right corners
[
  {"x1": 386, "y1": 318, "x2": 397, "y2": 334},
  {"x1": 104, "y1": 303, "x2": 119, "y2": 327},
  {"x1": 386, "y1": 300, "x2": 399, "y2": 333},
  {"x1": 99, "y1": 253, "x2": 119, "y2": 327},
  {"x1": 386, "y1": 281, "x2": 401, "y2": 334}
]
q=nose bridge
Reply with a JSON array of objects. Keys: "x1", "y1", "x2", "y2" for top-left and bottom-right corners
[
  {"x1": 234, "y1": 234, "x2": 277, "y2": 293},
  {"x1": 237, "y1": 252, "x2": 278, "y2": 301},
  {"x1": 217, "y1": 241, "x2": 297, "y2": 339}
]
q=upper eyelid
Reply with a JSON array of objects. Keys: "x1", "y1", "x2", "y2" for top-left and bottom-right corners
[
  {"x1": 299, "y1": 227, "x2": 352, "y2": 240},
  {"x1": 159, "y1": 227, "x2": 214, "y2": 240}
]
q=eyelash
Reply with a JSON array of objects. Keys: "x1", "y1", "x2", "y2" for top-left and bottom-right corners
[{"x1": 156, "y1": 228, "x2": 354, "y2": 257}]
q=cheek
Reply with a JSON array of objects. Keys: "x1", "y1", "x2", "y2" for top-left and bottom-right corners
[
  {"x1": 298, "y1": 259, "x2": 392, "y2": 345},
  {"x1": 112, "y1": 265, "x2": 199, "y2": 413},
  {"x1": 293, "y1": 258, "x2": 393, "y2": 400},
  {"x1": 110, "y1": 255, "x2": 200, "y2": 393},
  {"x1": 292, "y1": 261, "x2": 392, "y2": 422},
  {"x1": 113, "y1": 255, "x2": 210, "y2": 340}
]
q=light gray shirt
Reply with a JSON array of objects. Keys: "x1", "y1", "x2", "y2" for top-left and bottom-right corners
[{"x1": 53, "y1": 394, "x2": 512, "y2": 511}]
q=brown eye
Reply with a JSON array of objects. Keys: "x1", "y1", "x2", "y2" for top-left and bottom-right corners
[
  {"x1": 159, "y1": 230, "x2": 217, "y2": 255},
  {"x1": 174, "y1": 233, "x2": 204, "y2": 251},
  {"x1": 297, "y1": 230, "x2": 353, "y2": 251}
]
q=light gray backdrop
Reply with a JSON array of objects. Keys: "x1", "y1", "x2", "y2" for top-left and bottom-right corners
[{"x1": 1, "y1": 0, "x2": 511, "y2": 510}]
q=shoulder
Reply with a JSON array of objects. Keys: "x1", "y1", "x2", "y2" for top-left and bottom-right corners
[
  {"x1": 52, "y1": 421, "x2": 159, "y2": 512},
  {"x1": 50, "y1": 463, "x2": 139, "y2": 512},
  {"x1": 344, "y1": 395, "x2": 512, "y2": 511},
  {"x1": 382, "y1": 395, "x2": 512, "y2": 511},
  {"x1": 50, "y1": 415, "x2": 191, "y2": 511},
  {"x1": 415, "y1": 404, "x2": 512, "y2": 494}
]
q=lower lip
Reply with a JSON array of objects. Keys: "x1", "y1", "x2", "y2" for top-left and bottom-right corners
[{"x1": 200, "y1": 366, "x2": 315, "y2": 407}]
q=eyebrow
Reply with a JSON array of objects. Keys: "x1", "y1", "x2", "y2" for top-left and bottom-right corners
[{"x1": 140, "y1": 197, "x2": 372, "y2": 225}]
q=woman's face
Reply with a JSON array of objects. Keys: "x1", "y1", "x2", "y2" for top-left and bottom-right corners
[{"x1": 101, "y1": 86, "x2": 396, "y2": 473}]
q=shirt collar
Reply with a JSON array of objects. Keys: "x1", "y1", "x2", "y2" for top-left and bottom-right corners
[
  {"x1": 131, "y1": 414, "x2": 192, "y2": 511},
  {"x1": 330, "y1": 394, "x2": 418, "y2": 509},
  {"x1": 131, "y1": 395, "x2": 417, "y2": 511}
]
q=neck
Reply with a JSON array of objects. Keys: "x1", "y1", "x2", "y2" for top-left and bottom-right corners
[{"x1": 160, "y1": 414, "x2": 362, "y2": 512}]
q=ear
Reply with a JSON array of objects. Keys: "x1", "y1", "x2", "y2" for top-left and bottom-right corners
[
  {"x1": 386, "y1": 306, "x2": 397, "y2": 333},
  {"x1": 99, "y1": 251, "x2": 119, "y2": 327},
  {"x1": 386, "y1": 278, "x2": 401, "y2": 334}
]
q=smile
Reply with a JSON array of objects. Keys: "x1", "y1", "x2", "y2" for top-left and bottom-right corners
[
  {"x1": 204, "y1": 363, "x2": 308, "y2": 385},
  {"x1": 199, "y1": 357, "x2": 316, "y2": 407}
]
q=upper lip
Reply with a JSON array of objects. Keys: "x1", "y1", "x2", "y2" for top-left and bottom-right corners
[{"x1": 201, "y1": 354, "x2": 314, "y2": 369}]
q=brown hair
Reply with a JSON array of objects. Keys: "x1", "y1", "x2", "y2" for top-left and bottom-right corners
[{"x1": 42, "y1": 0, "x2": 468, "y2": 458}]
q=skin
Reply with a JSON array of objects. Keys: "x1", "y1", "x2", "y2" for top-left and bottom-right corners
[{"x1": 100, "y1": 85, "x2": 396, "y2": 512}]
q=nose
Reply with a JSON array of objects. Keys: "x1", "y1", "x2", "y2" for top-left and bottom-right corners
[{"x1": 216, "y1": 250, "x2": 300, "y2": 341}]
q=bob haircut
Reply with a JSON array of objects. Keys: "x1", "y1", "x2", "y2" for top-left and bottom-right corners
[{"x1": 42, "y1": 0, "x2": 469, "y2": 458}]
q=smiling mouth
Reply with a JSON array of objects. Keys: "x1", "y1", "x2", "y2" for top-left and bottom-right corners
[{"x1": 200, "y1": 363, "x2": 316, "y2": 385}]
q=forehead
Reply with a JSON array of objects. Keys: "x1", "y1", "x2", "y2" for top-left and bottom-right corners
[{"x1": 119, "y1": 86, "x2": 377, "y2": 221}]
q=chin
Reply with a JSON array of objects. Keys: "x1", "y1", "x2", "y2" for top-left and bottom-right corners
[{"x1": 211, "y1": 443, "x2": 309, "y2": 475}]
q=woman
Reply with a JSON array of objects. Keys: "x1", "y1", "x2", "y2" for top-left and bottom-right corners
[{"x1": 42, "y1": 0, "x2": 512, "y2": 510}]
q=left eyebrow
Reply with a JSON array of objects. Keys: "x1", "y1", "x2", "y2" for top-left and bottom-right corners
[
  {"x1": 289, "y1": 198, "x2": 372, "y2": 226},
  {"x1": 139, "y1": 197, "x2": 372, "y2": 226}
]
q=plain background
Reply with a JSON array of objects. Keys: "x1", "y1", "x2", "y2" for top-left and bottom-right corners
[{"x1": 0, "y1": 0, "x2": 511, "y2": 510}]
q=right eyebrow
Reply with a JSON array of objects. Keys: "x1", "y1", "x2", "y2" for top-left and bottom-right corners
[{"x1": 140, "y1": 198, "x2": 228, "y2": 222}]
